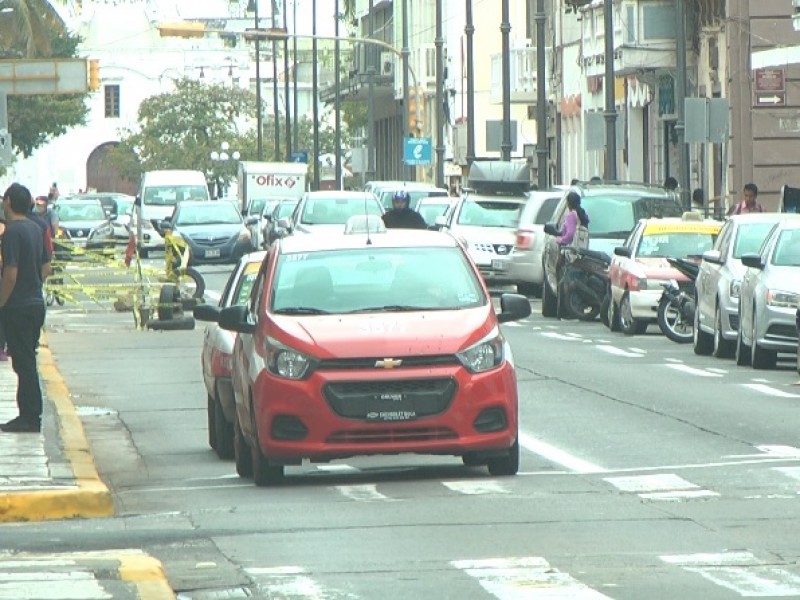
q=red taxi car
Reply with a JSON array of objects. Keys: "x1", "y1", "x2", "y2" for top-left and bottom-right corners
[
  {"x1": 608, "y1": 215, "x2": 721, "y2": 335},
  {"x1": 218, "y1": 228, "x2": 531, "y2": 486}
]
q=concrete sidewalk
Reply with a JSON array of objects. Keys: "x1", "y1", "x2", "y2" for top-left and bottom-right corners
[{"x1": 0, "y1": 333, "x2": 176, "y2": 600}]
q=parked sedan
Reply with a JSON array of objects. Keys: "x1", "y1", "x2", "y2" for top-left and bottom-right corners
[
  {"x1": 54, "y1": 198, "x2": 115, "y2": 258},
  {"x1": 261, "y1": 197, "x2": 300, "y2": 247},
  {"x1": 166, "y1": 200, "x2": 256, "y2": 265},
  {"x1": 217, "y1": 229, "x2": 531, "y2": 486},
  {"x1": 608, "y1": 216, "x2": 721, "y2": 335},
  {"x1": 694, "y1": 213, "x2": 794, "y2": 358},
  {"x1": 736, "y1": 219, "x2": 800, "y2": 369},
  {"x1": 194, "y1": 252, "x2": 267, "y2": 459},
  {"x1": 285, "y1": 191, "x2": 384, "y2": 235}
]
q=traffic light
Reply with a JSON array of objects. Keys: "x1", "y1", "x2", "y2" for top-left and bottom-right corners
[
  {"x1": 408, "y1": 86, "x2": 424, "y2": 133},
  {"x1": 88, "y1": 59, "x2": 100, "y2": 91}
]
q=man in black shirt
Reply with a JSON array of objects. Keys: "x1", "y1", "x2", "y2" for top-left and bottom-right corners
[
  {"x1": 381, "y1": 190, "x2": 427, "y2": 230},
  {"x1": 0, "y1": 183, "x2": 51, "y2": 433}
]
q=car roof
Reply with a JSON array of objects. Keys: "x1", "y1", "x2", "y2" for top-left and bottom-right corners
[
  {"x1": 278, "y1": 229, "x2": 459, "y2": 254},
  {"x1": 729, "y1": 213, "x2": 800, "y2": 224},
  {"x1": 638, "y1": 216, "x2": 721, "y2": 226},
  {"x1": 770, "y1": 215, "x2": 800, "y2": 230},
  {"x1": 572, "y1": 181, "x2": 676, "y2": 198},
  {"x1": 462, "y1": 193, "x2": 527, "y2": 204},
  {"x1": 241, "y1": 250, "x2": 268, "y2": 265},
  {"x1": 302, "y1": 191, "x2": 377, "y2": 199}
]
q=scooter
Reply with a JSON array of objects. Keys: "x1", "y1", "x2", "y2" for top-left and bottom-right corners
[
  {"x1": 558, "y1": 247, "x2": 612, "y2": 322},
  {"x1": 656, "y1": 257, "x2": 700, "y2": 343}
]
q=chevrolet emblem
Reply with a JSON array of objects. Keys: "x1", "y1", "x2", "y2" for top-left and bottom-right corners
[{"x1": 375, "y1": 358, "x2": 403, "y2": 369}]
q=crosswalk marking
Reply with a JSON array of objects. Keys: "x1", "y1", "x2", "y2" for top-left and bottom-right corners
[
  {"x1": 664, "y1": 364, "x2": 723, "y2": 377},
  {"x1": 773, "y1": 466, "x2": 800, "y2": 482},
  {"x1": 451, "y1": 557, "x2": 614, "y2": 599},
  {"x1": 333, "y1": 484, "x2": 396, "y2": 502},
  {"x1": 660, "y1": 552, "x2": 800, "y2": 597},
  {"x1": 246, "y1": 566, "x2": 348, "y2": 600},
  {"x1": 604, "y1": 473, "x2": 719, "y2": 500},
  {"x1": 744, "y1": 383, "x2": 800, "y2": 398},
  {"x1": 441, "y1": 480, "x2": 510, "y2": 495},
  {"x1": 595, "y1": 345, "x2": 645, "y2": 357}
]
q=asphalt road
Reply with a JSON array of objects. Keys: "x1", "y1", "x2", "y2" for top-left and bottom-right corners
[{"x1": 14, "y1": 266, "x2": 800, "y2": 599}]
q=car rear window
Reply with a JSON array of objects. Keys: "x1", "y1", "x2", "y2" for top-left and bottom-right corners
[
  {"x1": 271, "y1": 246, "x2": 486, "y2": 314},
  {"x1": 457, "y1": 200, "x2": 523, "y2": 228},
  {"x1": 301, "y1": 197, "x2": 383, "y2": 225},
  {"x1": 534, "y1": 197, "x2": 560, "y2": 224},
  {"x1": 582, "y1": 195, "x2": 683, "y2": 237}
]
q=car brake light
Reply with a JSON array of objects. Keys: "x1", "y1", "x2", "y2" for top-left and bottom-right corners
[
  {"x1": 625, "y1": 273, "x2": 644, "y2": 292},
  {"x1": 515, "y1": 229, "x2": 535, "y2": 250}
]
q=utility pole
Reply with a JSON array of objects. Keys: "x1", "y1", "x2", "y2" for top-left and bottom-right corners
[
  {"x1": 367, "y1": 0, "x2": 375, "y2": 181},
  {"x1": 500, "y1": 0, "x2": 512, "y2": 161},
  {"x1": 402, "y1": 0, "x2": 411, "y2": 180},
  {"x1": 254, "y1": 0, "x2": 263, "y2": 160},
  {"x1": 283, "y1": 0, "x2": 291, "y2": 160},
  {"x1": 292, "y1": 0, "x2": 299, "y2": 152},
  {"x1": 675, "y1": 0, "x2": 690, "y2": 208},
  {"x1": 435, "y1": 0, "x2": 445, "y2": 186},
  {"x1": 334, "y1": 0, "x2": 342, "y2": 188},
  {"x1": 535, "y1": 0, "x2": 547, "y2": 189},
  {"x1": 272, "y1": 0, "x2": 280, "y2": 161},
  {"x1": 603, "y1": 0, "x2": 617, "y2": 179},
  {"x1": 465, "y1": 0, "x2": 475, "y2": 166},
  {"x1": 312, "y1": 0, "x2": 320, "y2": 189}
]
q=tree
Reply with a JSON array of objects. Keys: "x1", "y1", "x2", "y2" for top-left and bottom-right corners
[
  {"x1": 108, "y1": 79, "x2": 258, "y2": 186},
  {"x1": 0, "y1": 0, "x2": 67, "y2": 58}
]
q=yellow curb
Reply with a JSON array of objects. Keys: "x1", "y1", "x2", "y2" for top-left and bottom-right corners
[
  {"x1": 0, "y1": 332, "x2": 115, "y2": 522},
  {"x1": 119, "y1": 553, "x2": 177, "y2": 600}
]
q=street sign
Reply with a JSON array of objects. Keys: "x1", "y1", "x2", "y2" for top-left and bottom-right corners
[
  {"x1": 403, "y1": 137, "x2": 432, "y2": 166},
  {"x1": 755, "y1": 68, "x2": 785, "y2": 93},
  {"x1": 754, "y1": 92, "x2": 786, "y2": 107},
  {"x1": 290, "y1": 151, "x2": 308, "y2": 163}
]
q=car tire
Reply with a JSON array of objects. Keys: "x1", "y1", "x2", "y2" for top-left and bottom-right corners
[
  {"x1": 693, "y1": 298, "x2": 714, "y2": 355},
  {"x1": 214, "y1": 385, "x2": 235, "y2": 460},
  {"x1": 619, "y1": 292, "x2": 646, "y2": 335},
  {"x1": 157, "y1": 284, "x2": 181, "y2": 321},
  {"x1": 251, "y1": 431, "x2": 285, "y2": 487},
  {"x1": 207, "y1": 393, "x2": 217, "y2": 451},
  {"x1": 234, "y1": 417, "x2": 253, "y2": 479},
  {"x1": 541, "y1": 277, "x2": 557, "y2": 318},
  {"x1": 751, "y1": 312, "x2": 777, "y2": 370},
  {"x1": 606, "y1": 292, "x2": 621, "y2": 332},
  {"x1": 486, "y1": 438, "x2": 519, "y2": 477},
  {"x1": 712, "y1": 305, "x2": 735, "y2": 359},
  {"x1": 599, "y1": 292, "x2": 610, "y2": 327},
  {"x1": 462, "y1": 453, "x2": 485, "y2": 467},
  {"x1": 735, "y1": 313, "x2": 751, "y2": 366}
]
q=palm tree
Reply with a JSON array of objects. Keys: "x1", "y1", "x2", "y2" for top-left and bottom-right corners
[{"x1": 0, "y1": 0, "x2": 67, "y2": 58}]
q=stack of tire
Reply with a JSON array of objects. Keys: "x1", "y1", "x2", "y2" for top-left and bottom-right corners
[{"x1": 147, "y1": 282, "x2": 204, "y2": 331}]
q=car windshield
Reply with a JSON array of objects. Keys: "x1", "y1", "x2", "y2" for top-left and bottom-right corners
[
  {"x1": 582, "y1": 195, "x2": 683, "y2": 237},
  {"x1": 771, "y1": 229, "x2": 800, "y2": 266},
  {"x1": 733, "y1": 222, "x2": 777, "y2": 258},
  {"x1": 271, "y1": 246, "x2": 486, "y2": 314},
  {"x1": 116, "y1": 199, "x2": 134, "y2": 215},
  {"x1": 379, "y1": 189, "x2": 447, "y2": 210},
  {"x1": 300, "y1": 197, "x2": 382, "y2": 225},
  {"x1": 175, "y1": 203, "x2": 242, "y2": 226},
  {"x1": 143, "y1": 185, "x2": 209, "y2": 206},
  {"x1": 247, "y1": 198, "x2": 267, "y2": 216},
  {"x1": 57, "y1": 203, "x2": 106, "y2": 221},
  {"x1": 637, "y1": 230, "x2": 718, "y2": 258},
  {"x1": 457, "y1": 200, "x2": 522, "y2": 228}
]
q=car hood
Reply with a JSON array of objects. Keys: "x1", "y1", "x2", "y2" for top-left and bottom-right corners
[
  {"x1": 760, "y1": 265, "x2": 800, "y2": 291},
  {"x1": 177, "y1": 223, "x2": 243, "y2": 238},
  {"x1": 271, "y1": 306, "x2": 495, "y2": 358}
]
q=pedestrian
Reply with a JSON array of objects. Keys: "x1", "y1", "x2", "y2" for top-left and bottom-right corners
[
  {"x1": 0, "y1": 213, "x2": 7, "y2": 362},
  {"x1": 48, "y1": 182, "x2": 59, "y2": 201},
  {"x1": 664, "y1": 176, "x2": 679, "y2": 191},
  {"x1": 382, "y1": 190, "x2": 427, "y2": 230},
  {"x1": 728, "y1": 182, "x2": 765, "y2": 215},
  {"x1": 0, "y1": 183, "x2": 51, "y2": 433},
  {"x1": 556, "y1": 191, "x2": 590, "y2": 246}
]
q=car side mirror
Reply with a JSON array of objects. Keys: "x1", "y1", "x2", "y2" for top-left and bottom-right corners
[
  {"x1": 614, "y1": 246, "x2": 632, "y2": 258},
  {"x1": 497, "y1": 293, "x2": 532, "y2": 324},
  {"x1": 702, "y1": 249, "x2": 723, "y2": 264},
  {"x1": 193, "y1": 303, "x2": 221, "y2": 322},
  {"x1": 740, "y1": 253, "x2": 764, "y2": 269},
  {"x1": 543, "y1": 223, "x2": 559, "y2": 237},
  {"x1": 218, "y1": 304, "x2": 255, "y2": 334},
  {"x1": 245, "y1": 216, "x2": 259, "y2": 226},
  {"x1": 277, "y1": 217, "x2": 292, "y2": 231}
]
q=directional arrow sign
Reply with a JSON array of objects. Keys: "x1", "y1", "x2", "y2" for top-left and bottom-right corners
[{"x1": 754, "y1": 92, "x2": 786, "y2": 107}]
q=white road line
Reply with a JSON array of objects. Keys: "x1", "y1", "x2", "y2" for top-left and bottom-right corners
[
  {"x1": 640, "y1": 490, "x2": 720, "y2": 500},
  {"x1": 660, "y1": 552, "x2": 800, "y2": 597},
  {"x1": 665, "y1": 364, "x2": 722, "y2": 377},
  {"x1": 0, "y1": 572, "x2": 107, "y2": 600},
  {"x1": 706, "y1": 367, "x2": 729, "y2": 374},
  {"x1": 596, "y1": 345, "x2": 646, "y2": 358},
  {"x1": 518, "y1": 432, "x2": 605, "y2": 473},
  {"x1": 541, "y1": 332, "x2": 583, "y2": 341},
  {"x1": 605, "y1": 474, "x2": 719, "y2": 501},
  {"x1": 246, "y1": 566, "x2": 336, "y2": 600},
  {"x1": 627, "y1": 347, "x2": 647, "y2": 354},
  {"x1": 333, "y1": 484, "x2": 396, "y2": 502},
  {"x1": 442, "y1": 481, "x2": 510, "y2": 495},
  {"x1": 665, "y1": 357, "x2": 683, "y2": 363},
  {"x1": 743, "y1": 383, "x2": 800, "y2": 398},
  {"x1": 756, "y1": 445, "x2": 800, "y2": 457},
  {"x1": 452, "y1": 557, "x2": 614, "y2": 600}
]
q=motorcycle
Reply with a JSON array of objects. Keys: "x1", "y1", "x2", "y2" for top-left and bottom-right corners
[
  {"x1": 656, "y1": 257, "x2": 700, "y2": 343},
  {"x1": 558, "y1": 247, "x2": 612, "y2": 322}
]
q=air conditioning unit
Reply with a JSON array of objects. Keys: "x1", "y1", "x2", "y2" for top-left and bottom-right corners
[{"x1": 380, "y1": 52, "x2": 394, "y2": 77}]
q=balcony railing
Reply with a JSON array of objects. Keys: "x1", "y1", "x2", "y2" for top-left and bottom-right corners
[{"x1": 490, "y1": 47, "x2": 548, "y2": 104}]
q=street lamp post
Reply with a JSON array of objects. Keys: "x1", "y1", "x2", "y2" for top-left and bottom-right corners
[
  {"x1": 254, "y1": 1, "x2": 263, "y2": 160},
  {"x1": 210, "y1": 141, "x2": 241, "y2": 198},
  {"x1": 500, "y1": 0, "x2": 512, "y2": 162},
  {"x1": 312, "y1": 0, "x2": 320, "y2": 190},
  {"x1": 604, "y1": 0, "x2": 618, "y2": 179},
  {"x1": 465, "y1": 0, "x2": 475, "y2": 166},
  {"x1": 272, "y1": 0, "x2": 280, "y2": 160},
  {"x1": 535, "y1": 0, "x2": 548, "y2": 190},
  {"x1": 335, "y1": 0, "x2": 342, "y2": 188},
  {"x1": 435, "y1": 0, "x2": 445, "y2": 187},
  {"x1": 283, "y1": 0, "x2": 291, "y2": 161}
]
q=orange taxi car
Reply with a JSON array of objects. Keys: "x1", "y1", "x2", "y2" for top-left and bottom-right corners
[{"x1": 218, "y1": 227, "x2": 531, "y2": 486}]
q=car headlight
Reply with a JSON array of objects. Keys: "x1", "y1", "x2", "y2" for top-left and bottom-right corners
[
  {"x1": 457, "y1": 327, "x2": 504, "y2": 373},
  {"x1": 265, "y1": 336, "x2": 315, "y2": 379},
  {"x1": 729, "y1": 279, "x2": 741, "y2": 299},
  {"x1": 766, "y1": 289, "x2": 800, "y2": 308}
]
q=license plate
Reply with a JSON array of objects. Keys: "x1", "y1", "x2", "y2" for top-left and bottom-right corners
[
  {"x1": 492, "y1": 259, "x2": 507, "y2": 271},
  {"x1": 205, "y1": 248, "x2": 221, "y2": 258}
]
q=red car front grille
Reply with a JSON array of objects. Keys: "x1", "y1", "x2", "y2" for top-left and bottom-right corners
[{"x1": 326, "y1": 427, "x2": 458, "y2": 444}]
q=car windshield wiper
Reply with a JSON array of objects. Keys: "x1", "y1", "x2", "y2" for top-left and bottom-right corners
[
  {"x1": 273, "y1": 307, "x2": 330, "y2": 315},
  {"x1": 346, "y1": 305, "x2": 446, "y2": 313}
]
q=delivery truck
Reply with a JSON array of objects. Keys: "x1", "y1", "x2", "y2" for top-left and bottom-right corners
[{"x1": 237, "y1": 161, "x2": 308, "y2": 215}]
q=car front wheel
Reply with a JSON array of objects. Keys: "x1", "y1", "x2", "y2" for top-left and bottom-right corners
[{"x1": 486, "y1": 439, "x2": 520, "y2": 476}]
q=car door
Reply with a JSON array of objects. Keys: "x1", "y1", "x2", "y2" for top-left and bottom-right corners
[
  {"x1": 608, "y1": 222, "x2": 642, "y2": 303},
  {"x1": 697, "y1": 220, "x2": 732, "y2": 329},
  {"x1": 739, "y1": 227, "x2": 777, "y2": 344},
  {"x1": 541, "y1": 194, "x2": 569, "y2": 292}
]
